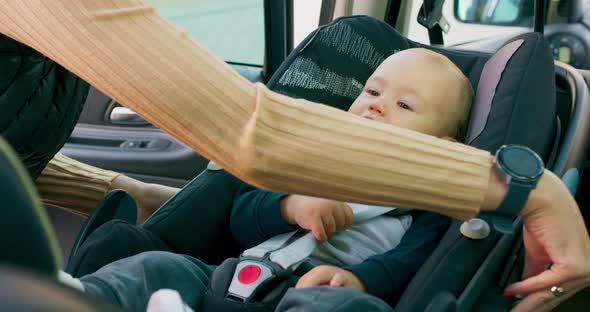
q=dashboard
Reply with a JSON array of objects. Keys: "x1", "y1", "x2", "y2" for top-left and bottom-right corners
[
  {"x1": 546, "y1": 23, "x2": 590, "y2": 69},
  {"x1": 548, "y1": 34, "x2": 586, "y2": 68}
]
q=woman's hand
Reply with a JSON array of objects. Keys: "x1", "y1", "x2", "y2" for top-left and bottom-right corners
[
  {"x1": 507, "y1": 171, "x2": 590, "y2": 312},
  {"x1": 296, "y1": 265, "x2": 367, "y2": 292},
  {"x1": 110, "y1": 175, "x2": 179, "y2": 223},
  {"x1": 280, "y1": 195, "x2": 354, "y2": 241}
]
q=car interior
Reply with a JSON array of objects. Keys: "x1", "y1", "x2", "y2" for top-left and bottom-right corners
[{"x1": 2, "y1": 0, "x2": 590, "y2": 311}]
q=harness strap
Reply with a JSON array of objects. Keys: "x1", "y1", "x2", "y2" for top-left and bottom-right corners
[
  {"x1": 242, "y1": 230, "x2": 298, "y2": 259},
  {"x1": 251, "y1": 203, "x2": 396, "y2": 269},
  {"x1": 226, "y1": 203, "x2": 396, "y2": 302}
]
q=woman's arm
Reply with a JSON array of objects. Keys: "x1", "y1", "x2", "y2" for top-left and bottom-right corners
[
  {"x1": 0, "y1": 0, "x2": 492, "y2": 220},
  {"x1": 36, "y1": 153, "x2": 121, "y2": 215},
  {"x1": 37, "y1": 153, "x2": 178, "y2": 222}
]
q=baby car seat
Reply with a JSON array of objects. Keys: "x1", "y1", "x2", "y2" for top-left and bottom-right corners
[
  {"x1": 261, "y1": 15, "x2": 557, "y2": 312},
  {"x1": 2, "y1": 15, "x2": 582, "y2": 312}
]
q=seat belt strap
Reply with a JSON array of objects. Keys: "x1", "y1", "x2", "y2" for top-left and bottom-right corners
[
  {"x1": 242, "y1": 230, "x2": 299, "y2": 258},
  {"x1": 417, "y1": 0, "x2": 449, "y2": 45}
]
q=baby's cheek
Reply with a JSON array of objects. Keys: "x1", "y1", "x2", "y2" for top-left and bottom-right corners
[
  {"x1": 347, "y1": 104, "x2": 358, "y2": 114},
  {"x1": 348, "y1": 99, "x2": 365, "y2": 115},
  {"x1": 390, "y1": 116, "x2": 430, "y2": 134},
  {"x1": 387, "y1": 111, "x2": 411, "y2": 124}
]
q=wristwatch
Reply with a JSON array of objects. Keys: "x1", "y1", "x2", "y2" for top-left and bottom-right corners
[{"x1": 493, "y1": 145, "x2": 544, "y2": 234}]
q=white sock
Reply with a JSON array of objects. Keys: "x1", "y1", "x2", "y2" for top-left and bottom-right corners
[
  {"x1": 57, "y1": 270, "x2": 85, "y2": 292},
  {"x1": 147, "y1": 289, "x2": 194, "y2": 312}
]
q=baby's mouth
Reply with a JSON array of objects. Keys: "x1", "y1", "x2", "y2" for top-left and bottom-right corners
[{"x1": 362, "y1": 115, "x2": 374, "y2": 120}]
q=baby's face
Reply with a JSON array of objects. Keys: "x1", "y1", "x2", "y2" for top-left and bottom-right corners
[{"x1": 348, "y1": 49, "x2": 465, "y2": 138}]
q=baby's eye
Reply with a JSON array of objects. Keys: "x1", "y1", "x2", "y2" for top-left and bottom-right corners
[
  {"x1": 398, "y1": 101, "x2": 412, "y2": 110},
  {"x1": 366, "y1": 88, "x2": 380, "y2": 97}
]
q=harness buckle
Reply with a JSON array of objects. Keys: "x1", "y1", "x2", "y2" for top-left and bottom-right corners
[{"x1": 226, "y1": 256, "x2": 291, "y2": 303}]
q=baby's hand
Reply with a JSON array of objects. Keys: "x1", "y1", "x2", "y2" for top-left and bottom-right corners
[
  {"x1": 296, "y1": 265, "x2": 367, "y2": 292},
  {"x1": 280, "y1": 195, "x2": 353, "y2": 241}
]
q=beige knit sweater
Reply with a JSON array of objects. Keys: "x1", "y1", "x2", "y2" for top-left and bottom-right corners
[
  {"x1": 37, "y1": 153, "x2": 120, "y2": 215},
  {"x1": 0, "y1": 0, "x2": 494, "y2": 221}
]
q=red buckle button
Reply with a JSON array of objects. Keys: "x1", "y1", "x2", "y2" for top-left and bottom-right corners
[{"x1": 238, "y1": 265, "x2": 261, "y2": 284}]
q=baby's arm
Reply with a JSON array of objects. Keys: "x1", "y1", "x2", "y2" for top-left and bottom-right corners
[
  {"x1": 280, "y1": 195, "x2": 354, "y2": 241},
  {"x1": 230, "y1": 190, "x2": 355, "y2": 247},
  {"x1": 344, "y1": 212, "x2": 451, "y2": 306},
  {"x1": 229, "y1": 185, "x2": 295, "y2": 248}
]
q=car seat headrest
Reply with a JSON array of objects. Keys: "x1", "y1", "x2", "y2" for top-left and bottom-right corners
[
  {"x1": 464, "y1": 39, "x2": 525, "y2": 144},
  {"x1": 267, "y1": 16, "x2": 555, "y2": 158},
  {"x1": 434, "y1": 32, "x2": 556, "y2": 156}
]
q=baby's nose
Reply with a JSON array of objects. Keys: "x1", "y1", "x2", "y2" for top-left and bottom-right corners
[{"x1": 368, "y1": 101, "x2": 385, "y2": 115}]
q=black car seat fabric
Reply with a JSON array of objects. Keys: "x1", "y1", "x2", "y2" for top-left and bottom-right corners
[
  {"x1": 0, "y1": 34, "x2": 89, "y2": 179},
  {"x1": 0, "y1": 137, "x2": 62, "y2": 275}
]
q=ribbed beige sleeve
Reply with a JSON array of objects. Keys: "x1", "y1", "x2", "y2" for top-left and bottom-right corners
[
  {"x1": 0, "y1": 0, "x2": 493, "y2": 220},
  {"x1": 36, "y1": 153, "x2": 120, "y2": 215}
]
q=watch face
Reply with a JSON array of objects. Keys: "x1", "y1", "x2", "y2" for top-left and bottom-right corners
[{"x1": 497, "y1": 145, "x2": 544, "y2": 182}]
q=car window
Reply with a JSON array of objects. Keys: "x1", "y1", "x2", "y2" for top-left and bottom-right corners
[
  {"x1": 293, "y1": 0, "x2": 321, "y2": 47},
  {"x1": 146, "y1": 0, "x2": 264, "y2": 66},
  {"x1": 407, "y1": 1, "x2": 528, "y2": 46}
]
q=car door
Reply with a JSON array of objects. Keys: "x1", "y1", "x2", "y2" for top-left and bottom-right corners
[{"x1": 61, "y1": 0, "x2": 272, "y2": 188}]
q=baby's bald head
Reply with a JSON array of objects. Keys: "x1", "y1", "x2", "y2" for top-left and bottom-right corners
[{"x1": 349, "y1": 48, "x2": 474, "y2": 141}]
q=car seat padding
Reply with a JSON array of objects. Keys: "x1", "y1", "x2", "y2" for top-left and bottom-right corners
[{"x1": 466, "y1": 39, "x2": 524, "y2": 144}]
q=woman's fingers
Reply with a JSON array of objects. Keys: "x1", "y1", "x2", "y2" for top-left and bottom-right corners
[
  {"x1": 510, "y1": 279, "x2": 588, "y2": 312},
  {"x1": 507, "y1": 260, "x2": 590, "y2": 295},
  {"x1": 506, "y1": 268, "x2": 567, "y2": 295},
  {"x1": 510, "y1": 290, "x2": 564, "y2": 312}
]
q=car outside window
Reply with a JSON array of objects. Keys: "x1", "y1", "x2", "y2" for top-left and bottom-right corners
[{"x1": 146, "y1": 0, "x2": 264, "y2": 66}]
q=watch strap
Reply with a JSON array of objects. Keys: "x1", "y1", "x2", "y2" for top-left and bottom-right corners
[{"x1": 493, "y1": 181, "x2": 533, "y2": 234}]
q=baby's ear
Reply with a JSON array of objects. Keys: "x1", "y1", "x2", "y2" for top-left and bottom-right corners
[{"x1": 440, "y1": 136, "x2": 458, "y2": 143}]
